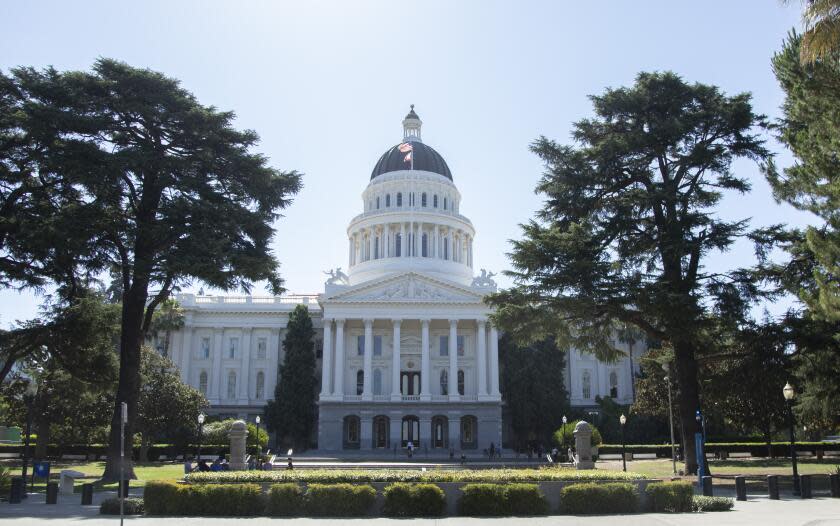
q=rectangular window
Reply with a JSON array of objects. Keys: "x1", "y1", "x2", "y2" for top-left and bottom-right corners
[
  {"x1": 439, "y1": 335, "x2": 449, "y2": 357},
  {"x1": 229, "y1": 337, "x2": 238, "y2": 359},
  {"x1": 201, "y1": 337, "x2": 210, "y2": 359},
  {"x1": 373, "y1": 335, "x2": 382, "y2": 356},
  {"x1": 457, "y1": 335, "x2": 465, "y2": 356},
  {"x1": 357, "y1": 335, "x2": 365, "y2": 356},
  {"x1": 256, "y1": 337, "x2": 267, "y2": 360}
]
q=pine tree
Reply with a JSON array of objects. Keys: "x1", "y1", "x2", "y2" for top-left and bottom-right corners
[{"x1": 265, "y1": 304, "x2": 317, "y2": 450}]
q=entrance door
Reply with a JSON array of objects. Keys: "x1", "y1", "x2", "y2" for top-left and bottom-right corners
[
  {"x1": 373, "y1": 416, "x2": 388, "y2": 448},
  {"x1": 432, "y1": 416, "x2": 447, "y2": 448},
  {"x1": 401, "y1": 416, "x2": 420, "y2": 447}
]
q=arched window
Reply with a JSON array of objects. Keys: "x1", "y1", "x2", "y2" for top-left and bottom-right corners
[
  {"x1": 460, "y1": 415, "x2": 478, "y2": 449},
  {"x1": 433, "y1": 194, "x2": 438, "y2": 208},
  {"x1": 440, "y1": 369, "x2": 449, "y2": 395},
  {"x1": 201, "y1": 337, "x2": 210, "y2": 359},
  {"x1": 386, "y1": 194, "x2": 391, "y2": 207},
  {"x1": 443, "y1": 197, "x2": 447, "y2": 210},
  {"x1": 227, "y1": 371, "x2": 236, "y2": 400},
  {"x1": 343, "y1": 415, "x2": 360, "y2": 448},
  {"x1": 199, "y1": 371, "x2": 208, "y2": 395},
  {"x1": 401, "y1": 415, "x2": 419, "y2": 447},
  {"x1": 457, "y1": 369, "x2": 465, "y2": 395},
  {"x1": 421, "y1": 192, "x2": 427, "y2": 207},
  {"x1": 376, "y1": 196, "x2": 380, "y2": 209},
  {"x1": 395, "y1": 233, "x2": 402, "y2": 257},
  {"x1": 373, "y1": 368, "x2": 382, "y2": 395},
  {"x1": 582, "y1": 370, "x2": 592, "y2": 400},
  {"x1": 609, "y1": 371, "x2": 618, "y2": 398},
  {"x1": 397, "y1": 192, "x2": 403, "y2": 206},
  {"x1": 255, "y1": 371, "x2": 265, "y2": 399},
  {"x1": 356, "y1": 370, "x2": 364, "y2": 396},
  {"x1": 421, "y1": 233, "x2": 428, "y2": 257}
]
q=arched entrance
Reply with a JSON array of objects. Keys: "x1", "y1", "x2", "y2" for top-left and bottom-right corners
[
  {"x1": 401, "y1": 415, "x2": 420, "y2": 447},
  {"x1": 343, "y1": 415, "x2": 360, "y2": 449},
  {"x1": 460, "y1": 415, "x2": 478, "y2": 449},
  {"x1": 373, "y1": 415, "x2": 389, "y2": 448},
  {"x1": 431, "y1": 415, "x2": 448, "y2": 449}
]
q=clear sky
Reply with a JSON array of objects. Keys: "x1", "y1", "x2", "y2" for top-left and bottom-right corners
[{"x1": 0, "y1": 0, "x2": 814, "y2": 327}]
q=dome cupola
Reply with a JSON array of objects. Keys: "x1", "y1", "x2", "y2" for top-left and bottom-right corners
[{"x1": 370, "y1": 106, "x2": 452, "y2": 180}]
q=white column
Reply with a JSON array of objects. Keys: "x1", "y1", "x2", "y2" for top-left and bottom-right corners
[
  {"x1": 348, "y1": 237, "x2": 354, "y2": 266},
  {"x1": 385, "y1": 226, "x2": 391, "y2": 258},
  {"x1": 363, "y1": 318, "x2": 373, "y2": 400},
  {"x1": 476, "y1": 319, "x2": 487, "y2": 397},
  {"x1": 450, "y1": 231, "x2": 455, "y2": 262},
  {"x1": 417, "y1": 222, "x2": 423, "y2": 257},
  {"x1": 333, "y1": 319, "x2": 345, "y2": 396},
  {"x1": 367, "y1": 228, "x2": 373, "y2": 261},
  {"x1": 400, "y1": 223, "x2": 406, "y2": 257},
  {"x1": 239, "y1": 327, "x2": 252, "y2": 401},
  {"x1": 490, "y1": 325, "x2": 500, "y2": 397},
  {"x1": 266, "y1": 329, "x2": 280, "y2": 401},
  {"x1": 421, "y1": 319, "x2": 431, "y2": 400},
  {"x1": 180, "y1": 327, "x2": 193, "y2": 384},
  {"x1": 391, "y1": 319, "x2": 401, "y2": 400},
  {"x1": 211, "y1": 328, "x2": 223, "y2": 401},
  {"x1": 320, "y1": 319, "x2": 333, "y2": 397},
  {"x1": 433, "y1": 225, "x2": 439, "y2": 259},
  {"x1": 448, "y1": 319, "x2": 459, "y2": 400}
]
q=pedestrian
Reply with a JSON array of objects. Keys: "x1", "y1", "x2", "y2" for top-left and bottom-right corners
[
  {"x1": 183, "y1": 456, "x2": 194, "y2": 474},
  {"x1": 551, "y1": 447, "x2": 559, "y2": 464},
  {"x1": 489, "y1": 442, "x2": 496, "y2": 460},
  {"x1": 262, "y1": 458, "x2": 273, "y2": 471},
  {"x1": 407, "y1": 440, "x2": 414, "y2": 458}
]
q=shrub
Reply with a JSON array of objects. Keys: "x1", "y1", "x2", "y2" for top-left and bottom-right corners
[
  {"x1": 143, "y1": 481, "x2": 263, "y2": 516},
  {"x1": 266, "y1": 483, "x2": 304, "y2": 516},
  {"x1": 100, "y1": 497, "x2": 144, "y2": 515},
  {"x1": 143, "y1": 481, "x2": 181, "y2": 515},
  {"x1": 383, "y1": 483, "x2": 446, "y2": 517},
  {"x1": 0, "y1": 466, "x2": 10, "y2": 496},
  {"x1": 692, "y1": 496, "x2": 734, "y2": 512},
  {"x1": 505, "y1": 484, "x2": 548, "y2": 516},
  {"x1": 645, "y1": 481, "x2": 694, "y2": 513},
  {"x1": 459, "y1": 484, "x2": 509, "y2": 516},
  {"x1": 305, "y1": 483, "x2": 375, "y2": 516},
  {"x1": 559, "y1": 482, "x2": 637, "y2": 514},
  {"x1": 552, "y1": 421, "x2": 603, "y2": 449}
]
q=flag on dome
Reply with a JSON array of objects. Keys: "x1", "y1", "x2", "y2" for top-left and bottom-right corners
[
  {"x1": 398, "y1": 142, "x2": 413, "y2": 153},
  {"x1": 403, "y1": 151, "x2": 412, "y2": 163}
]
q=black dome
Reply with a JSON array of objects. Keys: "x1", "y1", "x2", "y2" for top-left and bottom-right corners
[{"x1": 370, "y1": 142, "x2": 452, "y2": 180}]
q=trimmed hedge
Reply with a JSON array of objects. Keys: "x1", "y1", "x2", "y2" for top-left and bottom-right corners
[
  {"x1": 559, "y1": 482, "x2": 638, "y2": 515},
  {"x1": 186, "y1": 467, "x2": 643, "y2": 485},
  {"x1": 645, "y1": 481, "x2": 694, "y2": 513},
  {"x1": 458, "y1": 483, "x2": 548, "y2": 516},
  {"x1": 305, "y1": 483, "x2": 376, "y2": 517},
  {"x1": 143, "y1": 481, "x2": 264, "y2": 516},
  {"x1": 266, "y1": 483, "x2": 303, "y2": 517},
  {"x1": 383, "y1": 483, "x2": 446, "y2": 517},
  {"x1": 598, "y1": 441, "x2": 839, "y2": 457},
  {"x1": 692, "y1": 496, "x2": 734, "y2": 512},
  {"x1": 100, "y1": 497, "x2": 145, "y2": 515}
]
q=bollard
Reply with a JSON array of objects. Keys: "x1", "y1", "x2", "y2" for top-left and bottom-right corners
[
  {"x1": 81, "y1": 483, "x2": 94, "y2": 505},
  {"x1": 120, "y1": 479, "x2": 130, "y2": 498},
  {"x1": 830, "y1": 473, "x2": 840, "y2": 498},
  {"x1": 800, "y1": 475, "x2": 812, "y2": 499},
  {"x1": 9, "y1": 476, "x2": 24, "y2": 504},
  {"x1": 735, "y1": 476, "x2": 747, "y2": 501},
  {"x1": 45, "y1": 482, "x2": 58, "y2": 504},
  {"x1": 768, "y1": 475, "x2": 780, "y2": 500},
  {"x1": 702, "y1": 475, "x2": 713, "y2": 497}
]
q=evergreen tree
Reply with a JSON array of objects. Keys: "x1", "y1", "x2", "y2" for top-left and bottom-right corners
[
  {"x1": 488, "y1": 72, "x2": 769, "y2": 474},
  {"x1": 265, "y1": 304, "x2": 317, "y2": 450}
]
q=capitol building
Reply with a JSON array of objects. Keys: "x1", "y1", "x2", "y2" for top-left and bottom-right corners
[{"x1": 163, "y1": 108, "x2": 643, "y2": 451}]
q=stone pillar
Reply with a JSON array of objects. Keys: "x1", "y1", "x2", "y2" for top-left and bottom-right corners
[
  {"x1": 239, "y1": 327, "x2": 252, "y2": 402},
  {"x1": 489, "y1": 326, "x2": 500, "y2": 397},
  {"x1": 320, "y1": 319, "x2": 333, "y2": 397},
  {"x1": 450, "y1": 231, "x2": 455, "y2": 262},
  {"x1": 390, "y1": 415, "x2": 402, "y2": 450},
  {"x1": 367, "y1": 228, "x2": 373, "y2": 261},
  {"x1": 433, "y1": 225, "x2": 439, "y2": 259},
  {"x1": 362, "y1": 319, "x2": 373, "y2": 400},
  {"x1": 417, "y1": 223, "x2": 423, "y2": 257},
  {"x1": 573, "y1": 421, "x2": 595, "y2": 469},
  {"x1": 360, "y1": 414, "x2": 373, "y2": 450},
  {"x1": 228, "y1": 420, "x2": 248, "y2": 470},
  {"x1": 391, "y1": 319, "x2": 402, "y2": 401},
  {"x1": 448, "y1": 319, "x2": 459, "y2": 400},
  {"x1": 179, "y1": 327, "x2": 193, "y2": 384},
  {"x1": 400, "y1": 223, "x2": 406, "y2": 257},
  {"x1": 334, "y1": 319, "x2": 345, "y2": 396},
  {"x1": 420, "y1": 319, "x2": 431, "y2": 401},
  {"x1": 449, "y1": 414, "x2": 461, "y2": 451},
  {"x1": 210, "y1": 328, "x2": 223, "y2": 401},
  {"x1": 476, "y1": 319, "x2": 487, "y2": 397}
]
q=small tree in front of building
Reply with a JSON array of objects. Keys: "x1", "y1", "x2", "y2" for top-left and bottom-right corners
[{"x1": 264, "y1": 304, "x2": 317, "y2": 450}]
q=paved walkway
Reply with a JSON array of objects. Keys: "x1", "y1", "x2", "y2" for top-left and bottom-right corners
[{"x1": 1, "y1": 492, "x2": 839, "y2": 525}]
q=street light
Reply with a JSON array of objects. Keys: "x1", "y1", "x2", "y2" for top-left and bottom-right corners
[
  {"x1": 619, "y1": 414, "x2": 627, "y2": 472},
  {"x1": 562, "y1": 415, "x2": 568, "y2": 462},
  {"x1": 783, "y1": 381, "x2": 800, "y2": 495},
  {"x1": 197, "y1": 413, "x2": 205, "y2": 462},
  {"x1": 21, "y1": 378, "x2": 38, "y2": 498},
  {"x1": 661, "y1": 363, "x2": 677, "y2": 476},
  {"x1": 255, "y1": 416, "x2": 263, "y2": 462}
]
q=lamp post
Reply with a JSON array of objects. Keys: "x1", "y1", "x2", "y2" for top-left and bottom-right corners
[
  {"x1": 561, "y1": 415, "x2": 568, "y2": 462},
  {"x1": 21, "y1": 379, "x2": 37, "y2": 498},
  {"x1": 662, "y1": 363, "x2": 677, "y2": 475},
  {"x1": 197, "y1": 413, "x2": 205, "y2": 462},
  {"x1": 255, "y1": 416, "x2": 263, "y2": 462},
  {"x1": 619, "y1": 414, "x2": 627, "y2": 472},
  {"x1": 783, "y1": 381, "x2": 800, "y2": 495}
]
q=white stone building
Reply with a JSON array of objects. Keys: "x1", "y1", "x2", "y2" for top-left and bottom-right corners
[{"x1": 162, "y1": 107, "x2": 643, "y2": 451}]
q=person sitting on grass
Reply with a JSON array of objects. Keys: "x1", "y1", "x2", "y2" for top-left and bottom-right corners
[
  {"x1": 183, "y1": 456, "x2": 194, "y2": 474},
  {"x1": 210, "y1": 458, "x2": 221, "y2": 471},
  {"x1": 262, "y1": 458, "x2": 273, "y2": 471},
  {"x1": 197, "y1": 460, "x2": 211, "y2": 472}
]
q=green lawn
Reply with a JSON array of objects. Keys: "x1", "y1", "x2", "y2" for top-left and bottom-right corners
[
  {"x1": 4, "y1": 461, "x2": 185, "y2": 492},
  {"x1": 598, "y1": 458, "x2": 840, "y2": 479}
]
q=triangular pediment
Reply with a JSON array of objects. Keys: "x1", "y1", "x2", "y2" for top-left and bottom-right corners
[{"x1": 323, "y1": 272, "x2": 485, "y2": 304}]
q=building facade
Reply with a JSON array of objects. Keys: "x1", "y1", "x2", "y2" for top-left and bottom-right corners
[{"x1": 162, "y1": 107, "x2": 642, "y2": 451}]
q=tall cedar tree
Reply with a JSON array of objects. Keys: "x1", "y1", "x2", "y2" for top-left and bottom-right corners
[
  {"x1": 499, "y1": 335, "x2": 567, "y2": 448},
  {"x1": 4, "y1": 60, "x2": 301, "y2": 480},
  {"x1": 265, "y1": 304, "x2": 317, "y2": 450},
  {"x1": 488, "y1": 72, "x2": 769, "y2": 474}
]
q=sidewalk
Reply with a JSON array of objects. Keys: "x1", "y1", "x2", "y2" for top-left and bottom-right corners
[{"x1": 1, "y1": 493, "x2": 838, "y2": 525}]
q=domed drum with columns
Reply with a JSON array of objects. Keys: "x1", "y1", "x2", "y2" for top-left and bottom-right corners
[{"x1": 317, "y1": 107, "x2": 503, "y2": 451}]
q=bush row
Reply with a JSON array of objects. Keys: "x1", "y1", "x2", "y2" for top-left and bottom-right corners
[
  {"x1": 185, "y1": 467, "x2": 643, "y2": 484},
  {"x1": 0, "y1": 443, "x2": 262, "y2": 460},
  {"x1": 142, "y1": 480, "x2": 733, "y2": 517},
  {"x1": 598, "y1": 441, "x2": 840, "y2": 456}
]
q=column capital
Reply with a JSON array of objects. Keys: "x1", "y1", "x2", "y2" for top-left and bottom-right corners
[
  {"x1": 420, "y1": 318, "x2": 431, "y2": 326},
  {"x1": 322, "y1": 317, "x2": 334, "y2": 324},
  {"x1": 363, "y1": 318, "x2": 374, "y2": 327},
  {"x1": 476, "y1": 317, "x2": 487, "y2": 326},
  {"x1": 391, "y1": 318, "x2": 402, "y2": 326},
  {"x1": 335, "y1": 318, "x2": 346, "y2": 326},
  {"x1": 448, "y1": 319, "x2": 459, "y2": 327}
]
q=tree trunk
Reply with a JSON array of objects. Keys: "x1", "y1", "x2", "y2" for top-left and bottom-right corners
[
  {"x1": 34, "y1": 417, "x2": 50, "y2": 459},
  {"x1": 673, "y1": 339, "x2": 701, "y2": 475},
  {"x1": 139, "y1": 434, "x2": 150, "y2": 463},
  {"x1": 101, "y1": 283, "x2": 148, "y2": 482}
]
